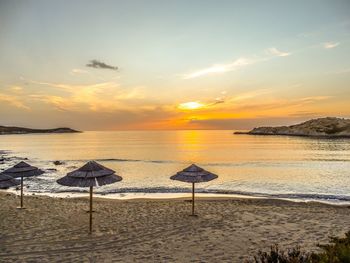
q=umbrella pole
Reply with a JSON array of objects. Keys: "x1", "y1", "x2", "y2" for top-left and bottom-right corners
[
  {"x1": 89, "y1": 186, "x2": 93, "y2": 234},
  {"x1": 191, "y1": 182, "x2": 195, "y2": 216},
  {"x1": 21, "y1": 176, "x2": 23, "y2": 208},
  {"x1": 17, "y1": 176, "x2": 24, "y2": 209}
]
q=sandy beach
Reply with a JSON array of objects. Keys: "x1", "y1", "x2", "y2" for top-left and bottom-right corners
[{"x1": 0, "y1": 192, "x2": 348, "y2": 262}]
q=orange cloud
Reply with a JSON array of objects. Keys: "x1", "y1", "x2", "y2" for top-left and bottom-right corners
[
  {"x1": 0, "y1": 93, "x2": 30, "y2": 110},
  {"x1": 28, "y1": 80, "x2": 146, "y2": 112}
]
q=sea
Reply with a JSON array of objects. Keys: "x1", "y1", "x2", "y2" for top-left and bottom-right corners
[{"x1": 0, "y1": 130, "x2": 349, "y2": 204}]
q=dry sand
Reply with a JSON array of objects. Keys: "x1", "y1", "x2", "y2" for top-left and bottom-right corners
[{"x1": 0, "y1": 192, "x2": 349, "y2": 262}]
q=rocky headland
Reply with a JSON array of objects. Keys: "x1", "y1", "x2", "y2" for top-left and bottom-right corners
[
  {"x1": 0, "y1": 125, "x2": 81, "y2": 135},
  {"x1": 235, "y1": 117, "x2": 350, "y2": 138}
]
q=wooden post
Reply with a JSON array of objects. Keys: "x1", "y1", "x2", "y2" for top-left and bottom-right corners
[
  {"x1": 89, "y1": 186, "x2": 93, "y2": 233},
  {"x1": 89, "y1": 186, "x2": 93, "y2": 234},
  {"x1": 20, "y1": 176, "x2": 23, "y2": 208},
  {"x1": 17, "y1": 176, "x2": 26, "y2": 209},
  {"x1": 191, "y1": 182, "x2": 195, "y2": 216}
]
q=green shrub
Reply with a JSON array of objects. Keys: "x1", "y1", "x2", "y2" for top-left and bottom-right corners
[
  {"x1": 247, "y1": 231, "x2": 350, "y2": 263},
  {"x1": 312, "y1": 231, "x2": 350, "y2": 263},
  {"x1": 248, "y1": 245, "x2": 312, "y2": 263}
]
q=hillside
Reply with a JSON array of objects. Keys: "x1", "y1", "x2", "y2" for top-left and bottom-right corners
[
  {"x1": 0, "y1": 126, "x2": 81, "y2": 135},
  {"x1": 234, "y1": 117, "x2": 350, "y2": 138}
]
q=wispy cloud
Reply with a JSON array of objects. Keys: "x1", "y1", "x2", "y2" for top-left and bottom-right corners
[
  {"x1": 28, "y1": 80, "x2": 144, "y2": 112},
  {"x1": 28, "y1": 79, "x2": 115, "y2": 92},
  {"x1": 0, "y1": 93, "x2": 30, "y2": 110},
  {"x1": 211, "y1": 97, "x2": 225, "y2": 105},
  {"x1": 182, "y1": 46, "x2": 292, "y2": 79},
  {"x1": 10, "y1": 86, "x2": 23, "y2": 94},
  {"x1": 183, "y1": 58, "x2": 255, "y2": 79},
  {"x1": 29, "y1": 95, "x2": 75, "y2": 112},
  {"x1": 298, "y1": 96, "x2": 332, "y2": 102},
  {"x1": 229, "y1": 96, "x2": 332, "y2": 114},
  {"x1": 176, "y1": 89, "x2": 272, "y2": 112},
  {"x1": 323, "y1": 42, "x2": 339, "y2": 49},
  {"x1": 266, "y1": 47, "x2": 290, "y2": 57},
  {"x1": 288, "y1": 111, "x2": 322, "y2": 118},
  {"x1": 229, "y1": 89, "x2": 272, "y2": 102},
  {"x1": 70, "y1": 68, "x2": 88, "y2": 75},
  {"x1": 86, "y1": 60, "x2": 118, "y2": 71}
]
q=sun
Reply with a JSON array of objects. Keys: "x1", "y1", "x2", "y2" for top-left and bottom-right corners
[{"x1": 178, "y1": 101, "x2": 205, "y2": 110}]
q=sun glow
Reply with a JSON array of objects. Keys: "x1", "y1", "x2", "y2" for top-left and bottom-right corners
[{"x1": 178, "y1": 101, "x2": 205, "y2": 110}]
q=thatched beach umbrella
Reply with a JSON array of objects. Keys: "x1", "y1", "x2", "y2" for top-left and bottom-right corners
[
  {"x1": 0, "y1": 173, "x2": 20, "y2": 189},
  {"x1": 2, "y1": 161, "x2": 44, "y2": 209},
  {"x1": 57, "y1": 161, "x2": 122, "y2": 233},
  {"x1": 170, "y1": 164, "x2": 218, "y2": 216}
]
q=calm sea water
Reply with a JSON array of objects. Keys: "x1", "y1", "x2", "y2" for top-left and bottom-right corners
[{"x1": 0, "y1": 131, "x2": 350, "y2": 203}]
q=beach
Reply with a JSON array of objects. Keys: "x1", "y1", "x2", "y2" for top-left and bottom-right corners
[
  {"x1": 1, "y1": 0, "x2": 350, "y2": 261},
  {"x1": 0, "y1": 192, "x2": 349, "y2": 262}
]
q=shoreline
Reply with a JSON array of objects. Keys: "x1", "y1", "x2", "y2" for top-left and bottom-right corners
[
  {"x1": 2, "y1": 189, "x2": 350, "y2": 207},
  {"x1": 234, "y1": 131, "x2": 350, "y2": 139}
]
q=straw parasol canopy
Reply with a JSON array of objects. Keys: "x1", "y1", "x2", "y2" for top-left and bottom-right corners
[
  {"x1": 170, "y1": 164, "x2": 218, "y2": 216},
  {"x1": 57, "y1": 161, "x2": 121, "y2": 187},
  {"x1": 3, "y1": 161, "x2": 44, "y2": 178},
  {"x1": 2, "y1": 161, "x2": 44, "y2": 209},
  {"x1": 0, "y1": 173, "x2": 20, "y2": 189},
  {"x1": 57, "y1": 161, "x2": 122, "y2": 233}
]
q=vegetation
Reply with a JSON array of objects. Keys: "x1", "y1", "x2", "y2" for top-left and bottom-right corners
[
  {"x1": 247, "y1": 231, "x2": 350, "y2": 263},
  {"x1": 314, "y1": 231, "x2": 350, "y2": 263},
  {"x1": 249, "y1": 245, "x2": 311, "y2": 263}
]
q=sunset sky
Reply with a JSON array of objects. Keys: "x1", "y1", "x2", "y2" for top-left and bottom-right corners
[{"x1": 0, "y1": 0, "x2": 349, "y2": 130}]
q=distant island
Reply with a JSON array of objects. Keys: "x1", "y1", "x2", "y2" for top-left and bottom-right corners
[
  {"x1": 0, "y1": 125, "x2": 81, "y2": 135},
  {"x1": 234, "y1": 117, "x2": 350, "y2": 138}
]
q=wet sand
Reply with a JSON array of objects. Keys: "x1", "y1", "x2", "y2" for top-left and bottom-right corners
[{"x1": 0, "y1": 192, "x2": 349, "y2": 262}]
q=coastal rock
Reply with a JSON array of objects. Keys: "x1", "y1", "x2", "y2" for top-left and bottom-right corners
[
  {"x1": 53, "y1": 161, "x2": 64, "y2": 166},
  {"x1": 0, "y1": 126, "x2": 81, "y2": 135},
  {"x1": 235, "y1": 117, "x2": 350, "y2": 138}
]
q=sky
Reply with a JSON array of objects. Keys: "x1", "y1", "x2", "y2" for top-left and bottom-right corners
[{"x1": 0, "y1": 0, "x2": 349, "y2": 130}]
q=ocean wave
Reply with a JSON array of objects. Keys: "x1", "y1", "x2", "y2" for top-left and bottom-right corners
[
  {"x1": 56, "y1": 158, "x2": 350, "y2": 167},
  {"x1": 306, "y1": 158, "x2": 350, "y2": 162},
  {"x1": 61, "y1": 158, "x2": 180, "y2": 164},
  {"x1": 39, "y1": 187, "x2": 350, "y2": 203}
]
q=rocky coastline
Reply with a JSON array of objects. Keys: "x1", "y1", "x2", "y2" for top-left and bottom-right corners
[
  {"x1": 235, "y1": 117, "x2": 350, "y2": 138},
  {"x1": 0, "y1": 125, "x2": 81, "y2": 135}
]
